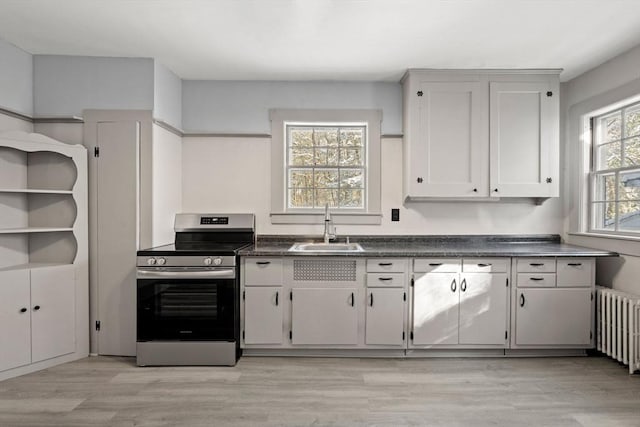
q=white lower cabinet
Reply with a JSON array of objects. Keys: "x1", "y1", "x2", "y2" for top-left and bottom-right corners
[
  {"x1": 243, "y1": 287, "x2": 283, "y2": 345},
  {"x1": 365, "y1": 288, "x2": 405, "y2": 345},
  {"x1": 413, "y1": 272, "x2": 459, "y2": 345},
  {"x1": 291, "y1": 288, "x2": 359, "y2": 345},
  {"x1": 0, "y1": 265, "x2": 76, "y2": 373},
  {"x1": 459, "y1": 273, "x2": 509, "y2": 345}
]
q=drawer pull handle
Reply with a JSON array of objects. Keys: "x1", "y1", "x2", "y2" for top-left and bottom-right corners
[
  {"x1": 477, "y1": 263, "x2": 492, "y2": 267},
  {"x1": 451, "y1": 279, "x2": 457, "y2": 293},
  {"x1": 370, "y1": 293, "x2": 374, "y2": 307},
  {"x1": 529, "y1": 263, "x2": 544, "y2": 267},
  {"x1": 529, "y1": 277, "x2": 544, "y2": 281},
  {"x1": 461, "y1": 278, "x2": 467, "y2": 292},
  {"x1": 378, "y1": 277, "x2": 393, "y2": 281},
  {"x1": 520, "y1": 294, "x2": 525, "y2": 307},
  {"x1": 378, "y1": 262, "x2": 393, "y2": 266},
  {"x1": 256, "y1": 261, "x2": 271, "y2": 265},
  {"x1": 568, "y1": 263, "x2": 582, "y2": 267},
  {"x1": 429, "y1": 263, "x2": 443, "y2": 266},
  {"x1": 275, "y1": 291, "x2": 279, "y2": 306}
]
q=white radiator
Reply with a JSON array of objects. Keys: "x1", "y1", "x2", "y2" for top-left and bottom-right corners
[{"x1": 596, "y1": 286, "x2": 640, "y2": 374}]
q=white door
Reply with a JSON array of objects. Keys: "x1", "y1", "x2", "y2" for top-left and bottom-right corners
[
  {"x1": 244, "y1": 287, "x2": 283, "y2": 345},
  {"x1": 0, "y1": 270, "x2": 31, "y2": 372},
  {"x1": 410, "y1": 81, "x2": 488, "y2": 197},
  {"x1": 515, "y1": 288, "x2": 592, "y2": 346},
  {"x1": 365, "y1": 288, "x2": 405, "y2": 346},
  {"x1": 96, "y1": 121, "x2": 140, "y2": 356},
  {"x1": 30, "y1": 265, "x2": 75, "y2": 362},
  {"x1": 489, "y1": 81, "x2": 559, "y2": 197},
  {"x1": 291, "y1": 288, "x2": 359, "y2": 345},
  {"x1": 459, "y1": 273, "x2": 508, "y2": 345},
  {"x1": 412, "y1": 272, "x2": 459, "y2": 345}
]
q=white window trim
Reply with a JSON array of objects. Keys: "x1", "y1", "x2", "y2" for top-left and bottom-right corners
[{"x1": 270, "y1": 109, "x2": 382, "y2": 225}]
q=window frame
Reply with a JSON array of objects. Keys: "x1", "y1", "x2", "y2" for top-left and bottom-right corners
[{"x1": 270, "y1": 109, "x2": 382, "y2": 225}]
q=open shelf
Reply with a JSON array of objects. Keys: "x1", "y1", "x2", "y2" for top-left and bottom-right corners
[
  {"x1": 0, "y1": 189, "x2": 73, "y2": 194},
  {"x1": 0, "y1": 262, "x2": 73, "y2": 272},
  {"x1": 0, "y1": 227, "x2": 74, "y2": 234}
]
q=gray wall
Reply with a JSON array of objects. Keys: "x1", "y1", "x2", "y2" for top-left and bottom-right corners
[
  {"x1": 182, "y1": 80, "x2": 402, "y2": 135},
  {"x1": 0, "y1": 38, "x2": 33, "y2": 116},
  {"x1": 154, "y1": 61, "x2": 182, "y2": 129},
  {"x1": 34, "y1": 55, "x2": 154, "y2": 117}
]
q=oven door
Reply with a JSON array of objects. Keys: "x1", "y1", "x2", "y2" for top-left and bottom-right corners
[{"x1": 137, "y1": 268, "x2": 237, "y2": 342}]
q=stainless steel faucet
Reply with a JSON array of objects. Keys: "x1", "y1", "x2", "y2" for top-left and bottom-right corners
[{"x1": 323, "y1": 203, "x2": 336, "y2": 243}]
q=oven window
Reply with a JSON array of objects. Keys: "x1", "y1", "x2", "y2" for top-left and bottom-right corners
[{"x1": 158, "y1": 284, "x2": 218, "y2": 318}]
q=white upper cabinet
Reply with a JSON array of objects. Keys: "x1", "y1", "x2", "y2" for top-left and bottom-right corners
[{"x1": 402, "y1": 70, "x2": 560, "y2": 201}]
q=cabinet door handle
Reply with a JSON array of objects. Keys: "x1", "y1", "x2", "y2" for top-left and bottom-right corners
[
  {"x1": 477, "y1": 263, "x2": 492, "y2": 267},
  {"x1": 275, "y1": 291, "x2": 279, "y2": 306},
  {"x1": 429, "y1": 263, "x2": 442, "y2": 266},
  {"x1": 568, "y1": 263, "x2": 582, "y2": 267},
  {"x1": 520, "y1": 294, "x2": 525, "y2": 307},
  {"x1": 255, "y1": 261, "x2": 271, "y2": 265},
  {"x1": 529, "y1": 263, "x2": 544, "y2": 267},
  {"x1": 33, "y1": 305, "x2": 41, "y2": 311},
  {"x1": 369, "y1": 292, "x2": 374, "y2": 307},
  {"x1": 529, "y1": 277, "x2": 544, "y2": 281},
  {"x1": 378, "y1": 262, "x2": 393, "y2": 266},
  {"x1": 20, "y1": 307, "x2": 27, "y2": 313},
  {"x1": 461, "y1": 278, "x2": 467, "y2": 292},
  {"x1": 350, "y1": 292, "x2": 355, "y2": 307},
  {"x1": 451, "y1": 279, "x2": 457, "y2": 293}
]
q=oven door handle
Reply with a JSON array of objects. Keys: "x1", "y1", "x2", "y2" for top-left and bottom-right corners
[{"x1": 137, "y1": 269, "x2": 236, "y2": 279}]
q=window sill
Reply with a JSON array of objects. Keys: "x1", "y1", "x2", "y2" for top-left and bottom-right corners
[
  {"x1": 270, "y1": 212, "x2": 382, "y2": 225},
  {"x1": 567, "y1": 232, "x2": 640, "y2": 257}
]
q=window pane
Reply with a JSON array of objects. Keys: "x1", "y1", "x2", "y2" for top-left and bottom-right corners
[
  {"x1": 314, "y1": 128, "x2": 338, "y2": 147},
  {"x1": 339, "y1": 148, "x2": 363, "y2": 166},
  {"x1": 290, "y1": 128, "x2": 313, "y2": 147},
  {"x1": 289, "y1": 169, "x2": 314, "y2": 188},
  {"x1": 596, "y1": 141, "x2": 621, "y2": 170},
  {"x1": 594, "y1": 173, "x2": 615, "y2": 202},
  {"x1": 625, "y1": 106, "x2": 640, "y2": 137},
  {"x1": 618, "y1": 201, "x2": 640, "y2": 232},
  {"x1": 288, "y1": 188, "x2": 313, "y2": 208},
  {"x1": 340, "y1": 189, "x2": 363, "y2": 208},
  {"x1": 314, "y1": 169, "x2": 339, "y2": 188},
  {"x1": 592, "y1": 201, "x2": 615, "y2": 230},
  {"x1": 599, "y1": 113, "x2": 621, "y2": 143},
  {"x1": 314, "y1": 148, "x2": 339, "y2": 166},
  {"x1": 315, "y1": 189, "x2": 339, "y2": 207},
  {"x1": 289, "y1": 148, "x2": 314, "y2": 166},
  {"x1": 340, "y1": 169, "x2": 363, "y2": 188},
  {"x1": 619, "y1": 170, "x2": 640, "y2": 201},
  {"x1": 340, "y1": 128, "x2": 364, "y2": 147},
  {"x1": 624, "y1": 137, "x2": 640, "y2": 167}
]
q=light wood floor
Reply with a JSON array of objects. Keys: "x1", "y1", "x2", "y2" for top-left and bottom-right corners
[{"x1": 0, "y1": 355, "x2": 638, "y2": 426}]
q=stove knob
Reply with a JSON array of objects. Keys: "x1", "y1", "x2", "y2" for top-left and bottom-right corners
[
  {"x1": 147, "y1": 258, "x2": 157, "y2": 266},
  {"x1": 203, "y1": 257, "x2": 213, "y2": 266},
  {"x1": 213, "y1": 257, "x2": 223, "y2": 266},
  {"x1": 156, "y1": 257, "x2": 166, "y2": 266}
]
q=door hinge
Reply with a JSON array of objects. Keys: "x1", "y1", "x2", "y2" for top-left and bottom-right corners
[
  {"x1": 94, "y1": 146, "x2": 100, "y2": 157},
  {"x1": 290, "y1": 291, "x2": 293, "y2": 301},
  {"x1": 591, "y1": 292, "x2": 594, "y2": 301},
  {"x1": 403, "y1": 331, "x2": 406, "y2": 341},
  {"x1": 95, "y1": 320, "x2": 101, "y2": 331},
  {"x1": 505, "y1": 330, "x2": 508, "y2": 340},
  {"x1": 289, "y1": 331, "x2": 292, "y2": 340},
  {"x1": 242, "y1": 330, "x2": 245, "y2": 340},
  {"x1": 410, "y1": 276, "x2": 414, "y2": 287},
  {"x1": 403, "y1": 292, "x2": 407, "y2": 301},
  {"x1": 506, "y1": 278, "x2": 509, "y2": 287},
  {"x1": 410, "y1": 331, "x2": 414, "y2": 341},
  {"x1": 242, "y1": 290, "x2": 245, "y2": 300}
]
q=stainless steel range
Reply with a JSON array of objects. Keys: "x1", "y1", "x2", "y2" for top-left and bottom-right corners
[{"x1": 136, "y1": 213, "x2": 255, "y2": 366}]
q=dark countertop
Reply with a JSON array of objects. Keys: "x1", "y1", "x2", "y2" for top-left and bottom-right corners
[{"x1": 239, "y1": 235, "x2": 618, "y2": 258}]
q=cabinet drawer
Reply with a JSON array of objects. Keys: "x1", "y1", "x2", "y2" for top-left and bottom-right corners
[
  {"x1": 516, "y1": 258, "x2": 556, "y2": 273},
  {"x1": 366, "y1": 273, "x2": 405, "y2": 288},
  {"x1": 244, "y1": 258, "x2": 283, "y2": 286},
  {"x1": 517, "y1": 273, "x2": 556, "y2": 288},
  {"x1": 462, "y1": 258, "x2": 508, "y2": 273},
  {"x1": 366, "y1": 258, "x2": 408, "y2": 273},
  {"x1": 557, "y1": 258, "x2": 594, "y2": 287},
  {"x1": 414, "y1": 258, "x2": 460, "y2": 273}
]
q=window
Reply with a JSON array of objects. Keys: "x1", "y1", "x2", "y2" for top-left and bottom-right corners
[
  {"x1": 270, "y1": 109, "x2": 382, "y2": 224},
  {"x1": 287, "y1": 124, "x2": 366, "y2": 209},
  {"x1": 590, "y1": 101, "x2": 640, "y2": 234}
]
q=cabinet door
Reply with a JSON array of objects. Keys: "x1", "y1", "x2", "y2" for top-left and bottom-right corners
[
  {"x1": 291, "y1": 288, "x2": 358, "y2": 345},
  {"x1": 515, "y1": 288, "x2": 591, "y2": 346},
  {"x1": 244, "y1": 287, "x2": 283, "y2": 344},
  {"x1": 459, "y1": 273, "x2": 508, "y2": 345},
  {"x1": 366, "y1": 288, "x2": 405, "y2": 346},
  {"x1": 409, "y1": 81, "x2": 488, "y2": 197},
  {"x1": 30, "y1": 265, "x2": 76, "y2": 363},
  {"x1": 412, "y1": 272, "x2": 459, "y2": 345},
  {"x1": 489, "y1": 81, "x2": 559, "y2": 197},
  {"x1": 0, "y1": 270, "x2": 31, "y2": 372}
]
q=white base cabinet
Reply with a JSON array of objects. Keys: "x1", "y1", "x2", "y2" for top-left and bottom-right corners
[
  {"x1": 365, "y1": 288, "x2": 406, "y2": 346},
  {"x1": 243, "y1": 287, "x2": 283, "y2": 345}
]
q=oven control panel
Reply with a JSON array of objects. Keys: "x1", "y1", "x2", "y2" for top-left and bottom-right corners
[
  {"x1": 200, "y1": 216, "x2": 229, "y2": 225},
  {"x1": 137, "y1": 256, "x2": 236, "y2": 268}
]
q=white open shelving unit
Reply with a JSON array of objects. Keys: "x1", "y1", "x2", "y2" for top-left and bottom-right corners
[{"x1": 0, "y1": 131, "x2": 89, "y2": 381}]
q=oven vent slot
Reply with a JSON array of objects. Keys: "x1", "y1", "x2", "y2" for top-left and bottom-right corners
[{"x1": 293, "y1": 259, "x2": 357, "y2": 282}]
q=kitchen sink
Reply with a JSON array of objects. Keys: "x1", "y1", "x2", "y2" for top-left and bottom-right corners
[{"x1": 288, "y1": 242, "x2": 364, "y2": 252}]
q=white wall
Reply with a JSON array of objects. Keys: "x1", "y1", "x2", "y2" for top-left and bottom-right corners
[
  {"x1": 0, "y1": 39, "x2": 33, "y2": 116},
  {"x1": 153, "y1": 61, "x2": 182, "y2": 130},
  {"x1": 182, "y1": 81, "x2": 402, "y2": 135},
  {"x1": 563, "y1": 44, "x2": 640, "y2": 295},
  {"x1": 33, "y1": 55, "x2": 154, "y2": 118},
  {"x1": 151, "y1": 124, "x2": 182, "y2": 246},
  {"x1": 182, "y1": 136, "x2": 564, "y2": 236}
]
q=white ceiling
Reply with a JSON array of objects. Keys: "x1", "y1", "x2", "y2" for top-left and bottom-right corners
[{"x1": 1, "y1": 0, "x2": 640, "y2": 82}]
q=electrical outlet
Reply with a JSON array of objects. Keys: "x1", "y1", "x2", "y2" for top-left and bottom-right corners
[{"x1": 391, "y1": 208, "x2": 400, "y2": 221}]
